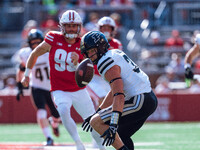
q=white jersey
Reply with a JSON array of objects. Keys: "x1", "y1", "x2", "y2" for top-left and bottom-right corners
[
  {"x1": 19, "y1": 47, "x2": 51, "y2": 91},
  {"x1": 97, "y1": 49, "x2": 151, "y2": 100}
]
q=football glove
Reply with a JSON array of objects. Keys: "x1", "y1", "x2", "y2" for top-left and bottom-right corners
[
  {"x1": 16, "y1": 82, "x2": 24, "y2": 101},
  {"x1": 82, "y1": 115, "x2": 93, "y2": 132},
  {"x1": 101, "y1": 124, "x2": 118, "y2": 146},
  {"x1": 101, "y1": 111, "x2": 122, "y2": 146},
  {"x1": 82, "y1": 108, "x2": 101, "y2": 132},
  {"x1": 185, "y1": 66, "x2": 193, "y2": 80}
]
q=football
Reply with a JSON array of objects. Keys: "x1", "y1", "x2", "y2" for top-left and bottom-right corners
[{"x1": 75, "y1": 58, "x2": 94, "y2": 87}]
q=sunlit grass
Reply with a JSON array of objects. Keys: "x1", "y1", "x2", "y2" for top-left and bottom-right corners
[{"x1": 0, "y1": 122, "x2": 200, "y2": 150}]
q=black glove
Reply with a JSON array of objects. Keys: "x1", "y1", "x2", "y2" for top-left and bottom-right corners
[
  {"x1": 100, "y1": 124, "x2": 118, "y2": 146},
  {"x1": 101, "y1": 111, "x2": 122, "y2": 146},
  {"x1": 185, "y1": 66, "x2": 193, "y2": 79},
  {"x1": 16, "y1": 82, "x2": 24, "y2": 101},
  {"x1": 82, "y1": 115, "x2": 93, "y2": 132},
  {"x1": 82, "y1": 108, "x2": 101, "y2": 132}
]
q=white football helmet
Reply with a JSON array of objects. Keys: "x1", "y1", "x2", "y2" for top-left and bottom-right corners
[
  {"x1": 59, "y1": 10, "x2": 82, "y2": 39},
  {"x1": 97, "y1": 16, "x2": 116, "y2": 39}
]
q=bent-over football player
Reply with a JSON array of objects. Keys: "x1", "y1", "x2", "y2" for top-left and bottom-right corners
[
  {"x1": 81, "y1": 31, "x2": 158, "y2": 150},
  {"x1": 21, "y1": 10, "x2": 105, "y2": 150},
  {"x1": 16, "y1": 29, "x2": 60, "y2": 145}
]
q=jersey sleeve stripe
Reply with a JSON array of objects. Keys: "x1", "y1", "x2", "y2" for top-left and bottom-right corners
[
  {"x1": 98, "y1": 57, "x2": 114, "y2": 74},
  {"x1": 46, "y1": 36, "x2": 53, "y2": 42}
]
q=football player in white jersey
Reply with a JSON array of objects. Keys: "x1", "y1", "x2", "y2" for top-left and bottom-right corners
[
  {"x1": 16, "y1": 29, "x2": 60, "y2": 146},
  {"x1": 80, "y1": 31, "x2": 158, "y2": 150},
  {"x1": 184, "y1": 33, "x2": 200, "y2": 81}
]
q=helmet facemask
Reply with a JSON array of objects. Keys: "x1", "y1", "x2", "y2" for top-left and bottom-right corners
[{"x1": 59, "y1": 23, "x2": 81, "y2": 39}]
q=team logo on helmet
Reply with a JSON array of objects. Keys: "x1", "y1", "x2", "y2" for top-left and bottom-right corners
[{"x1": 91, "y1": 33, "x2": 100, "y2": 43}]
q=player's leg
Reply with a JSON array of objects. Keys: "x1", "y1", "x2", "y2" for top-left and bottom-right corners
[
  {"x1": 45, "y1": 91, "x2": 61, "y2": 137},
  {"x1": 31, "y1": 87, "x2": 53, "y2": 145},
  {"x1": 117, "y1": 91, "x2": 158, "y2": 150},
  {"x1": 117, "y1": 118, "x2": 147, "y2": 150},
  {"x1": 90, "y1": 112, "x2": 125, "y2": 149},
  {"x1": 52, "y1": 90, "x2": 85, "y2": 150},
  {"x1": 72, "y1": 88, "x2": 106, "y2": 150}
]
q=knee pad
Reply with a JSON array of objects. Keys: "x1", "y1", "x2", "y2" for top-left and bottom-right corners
[{"x1": 37, "y1": 109, "x2": 47, "y2": 119}]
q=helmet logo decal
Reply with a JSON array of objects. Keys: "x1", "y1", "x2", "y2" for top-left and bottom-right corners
[
  {"x1": 69, "y1": 11, "x2": 75, "y2": 21},
  {"x1": 91, "y1": 33, "x2": 100, "y2": 43}
]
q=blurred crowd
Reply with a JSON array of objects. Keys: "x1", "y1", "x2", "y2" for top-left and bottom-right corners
[{"x1": 0, "y1": 0, "x2": 200, "y2": 96}]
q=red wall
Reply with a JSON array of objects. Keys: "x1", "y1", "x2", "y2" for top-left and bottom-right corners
[
  {"x1": 0, "y1": 94, "x2": 200, "y2": 123},
  {"x1": 148, "y1": 93, "x2": 200, "y2": 121},
  {"x1": 0, "y1": 96, "x2": 82, "y2": 123}
]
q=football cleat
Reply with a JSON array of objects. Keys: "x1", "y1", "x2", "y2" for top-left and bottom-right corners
[
  {"x1": 45, "y1": 137, "x2": 54, "y2": 146},
  {"x1": 52, "y1": 126, "x2": 59, "y2": 137},
  {"x1": 48, "y1": 117, "x2": 60, "y2": 137}
]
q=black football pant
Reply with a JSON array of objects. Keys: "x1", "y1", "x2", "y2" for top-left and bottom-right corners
[
  {"x1": 31, "y1": 87, "x2": 60, "y2": 118},
  {"x1": 117, "y1": 91, "x2": 158, "y2": 150}
]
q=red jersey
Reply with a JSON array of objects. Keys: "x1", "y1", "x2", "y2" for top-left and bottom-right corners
[
  {"x1": 45, "y1": 31, "x2": 84, "y2": 92},
  {"x1": 108, "y1": 38, "x2": 123, "y2": 50},
  {"x1": 94, "y1": 38, "x2": 123, "y2": 75}
]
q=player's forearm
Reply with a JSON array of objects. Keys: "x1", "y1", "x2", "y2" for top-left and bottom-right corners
[
  {"x1": 111, "y1": 80, "x2": 124, "y2": 112},
  {"x1": 26, "y1": 52, "x2": 38, "y2": 69},
  {"x1": 185, "y1": 44, "x2": 200, "y2": 64},
  {"x1": 112, "y1": 95, "x2": 124, "y2": 113},
  {"x1": 99, "y1": 91, "x2": 113, "y2": 109}
]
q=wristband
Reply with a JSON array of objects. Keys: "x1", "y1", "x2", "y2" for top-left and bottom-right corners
[
  {"x1": 24, "y1": 68, "x2": 32, "y2": 77},
  {"x1": 110, "y1": 111, "x2": 122, "y2": 125},
  {"x1": 96, "y1": 108, "x2": 101, "y2": 113},
  {"x1": 109, "y1": 77, "x2": 122, "y2": 84},
  {"x1": 184, "y1": 63, "x2": 191, "y2": 69},
  {"x1": 114, "y1": 92, "x2": 125, "y2": 97},
  {"x1": 74, "y1": 62, "x2": 80, "y2": 69}
]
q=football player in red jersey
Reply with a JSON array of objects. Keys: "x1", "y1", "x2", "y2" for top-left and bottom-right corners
[
  {"x1": 21, "y1": 10, "x2": 105, "y2": 150},
  {"x1": 98, "y1": 16, "x2": 123, "y2": 50}
]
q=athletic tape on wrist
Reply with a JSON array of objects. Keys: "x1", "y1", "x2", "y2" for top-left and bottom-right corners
[
  {"x1": 110, "y1": 111, "x2": 122, "y2": 125},
  {"x1": 74, "y1": 62, "x2": 80, "y2": 69},
  {"x1": 24, "y1": 68, "x2": 32, "y2": 77},
  {"x1": 184, "y1": 63, "x2": 191, "y2": 69}
]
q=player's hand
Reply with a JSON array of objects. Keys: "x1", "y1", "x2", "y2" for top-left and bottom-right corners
[
  {"x1": 100, "y1": 124, "x2": 118, "y2": 146},
  {"x1": 21, "y1": 76, "x2": 30, "y2": 88},
  {"x1": 82, "y1": 115, "x2": 93, "y2": 132},
  {"x1": 70, "y1": 52, "x2": 79, "y2": 66},
  {"x1": 16, "y1": 82, "x2": 24, "y2": 101},
  {"x1": 185, "y1": 66, "x2": 193, "y2": 79}
]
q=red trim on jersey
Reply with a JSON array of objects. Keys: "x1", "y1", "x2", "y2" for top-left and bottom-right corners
[{"x1": 108, "y1": 38, "x2": 122, "y2": 50}]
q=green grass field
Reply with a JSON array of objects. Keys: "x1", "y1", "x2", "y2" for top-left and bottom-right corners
[{"x1": 0, "y1": 122, "x2": 200, "y2": 150}]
